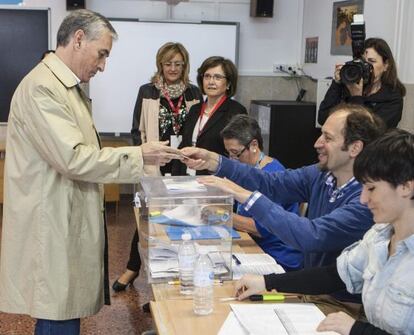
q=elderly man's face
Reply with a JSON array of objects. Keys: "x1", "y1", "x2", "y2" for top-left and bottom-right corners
[{"x1": 77, "y1": 30, "x2": 112, "y2": 83}]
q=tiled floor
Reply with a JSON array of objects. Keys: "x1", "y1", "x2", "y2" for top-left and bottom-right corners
[{"x1": 0, "y1": 197, "x2": 154, "y2": 335}]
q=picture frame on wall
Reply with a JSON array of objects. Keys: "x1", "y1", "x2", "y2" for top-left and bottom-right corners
[
  {"x1": 330, "y1": 0, "x2": 364, "y2": 55},
  {"x1": 305, "y1": 37, "x2": 319, "y2": 63}
]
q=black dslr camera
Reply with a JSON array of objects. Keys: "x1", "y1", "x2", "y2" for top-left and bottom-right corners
[{"x1": 340, "y1": 15, "x2": 373, "y2": 86}]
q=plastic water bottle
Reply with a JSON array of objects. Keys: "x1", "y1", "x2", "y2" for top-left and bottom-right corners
[
  {"x1": 178, "y1": 233, "x2": 197, "y2": 295},
  {"x1": 193, "y1": 250, "x2": 214, "y2": 315}
]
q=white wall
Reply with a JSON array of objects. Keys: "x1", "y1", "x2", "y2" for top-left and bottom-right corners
[
  {"x1": 395, "y1": 0, "x2": 414, "y2": 84},
  {"x1": 12, "y1": 0, "x2": 305, "y2": 76},
  {"x1": 301, "y1": 0, "x2": 398, "y2": 79},
  {"x1": 87, "y1": 0, "x2": 304, "y2": 76},
  {"x1": 301, "y1": 0, "x2": 414, "y2": 130}
]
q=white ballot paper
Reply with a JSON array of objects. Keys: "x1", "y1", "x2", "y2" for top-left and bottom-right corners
[
  {"x1": 232, "y1": 253, "x2": 285, "y2": 279},
  {"x1": 163, "y1": 178, "x2": 207, "y2": 194},
  {"x1": 218, "y1": 311, "x2": 248, "y2": 335},
  {"x1": 162, "y1": 203, "x2": 203, "y2": 226},
  {"x1": 218, "y1": 303, "x2": 339, "y2": 335}
]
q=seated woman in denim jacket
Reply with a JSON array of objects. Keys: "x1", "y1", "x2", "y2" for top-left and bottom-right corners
[{"x1": 234, "y1": 128, "x2": 414, "y2": 335}]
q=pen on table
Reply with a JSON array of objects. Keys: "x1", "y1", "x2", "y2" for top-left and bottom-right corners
[
  {"x1": 220, "y1": 294, "x2": 285, "y2": 302},
  {"x1": 168, "y1": 279, "x2": 223, "y2": 285},
  {"x1": 232, "y1": 254, "x2": 241, "y2": 265}
]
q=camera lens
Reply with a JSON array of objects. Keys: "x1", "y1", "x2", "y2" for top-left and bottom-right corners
[{"x1": 340, "y1": 63, "x2": 362, "y2": 84}]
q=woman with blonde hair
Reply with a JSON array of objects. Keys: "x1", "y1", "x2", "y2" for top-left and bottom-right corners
[
  {"x1": 113, "y1": 42, "x2": 202, "y2": 292},
  {"x1": 131, "y1": 41, "x2": 202, "y2": 175}
]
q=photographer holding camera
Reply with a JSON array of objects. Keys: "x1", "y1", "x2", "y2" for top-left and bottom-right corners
[{"x1": 318, "y1": 24, "x2": 406, "y2": 129}]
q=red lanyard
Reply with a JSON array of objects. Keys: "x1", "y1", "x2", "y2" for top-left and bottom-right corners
[
  {"x1": 163, "y1": 90, "x2": 184, "y2": 116},
  {"x1": 197, "y1": 95, "x2": 227, "y2": 137},
  {"x1": 162, "y1": 90, "x2": 185, "y2": 134}
]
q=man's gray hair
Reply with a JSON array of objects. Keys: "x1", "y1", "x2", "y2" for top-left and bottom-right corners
[{"x1": 57, "y1": 9, "x2": 117, "y2": 47}]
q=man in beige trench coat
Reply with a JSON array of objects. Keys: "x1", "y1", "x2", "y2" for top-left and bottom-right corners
[{"x1": 0, "y1": 9, "x2": 180, "y2": 335}]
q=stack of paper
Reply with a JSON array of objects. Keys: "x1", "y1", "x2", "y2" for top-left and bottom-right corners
[
  {"x1": 148, "y1": 244, "x2": 230, "y2": 279},
  {"x1": 219, "y1": 304, "x2": 338, "y2": 335},
  {"x1": 232, "y1": 253, "x2": 285, "y2": 279},
  {"x1": 148, "y1": 242, "x2": 180, "y2": 279}
]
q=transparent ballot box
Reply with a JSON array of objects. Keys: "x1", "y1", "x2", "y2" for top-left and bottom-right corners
[{"x1": 137, "y1": 176, "x2": 235, "y2": 284}]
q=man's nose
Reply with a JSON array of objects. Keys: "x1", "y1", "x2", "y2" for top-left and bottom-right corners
[
  {"x1": 98, "y1": 59, "x2": 106, "y2": 72},
  {"x1": 314, "y1": 135, "x2": 324, "y2": 148}
]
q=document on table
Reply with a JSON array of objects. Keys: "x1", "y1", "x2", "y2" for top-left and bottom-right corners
[
  {"x1": 232, "y1": 253, "x2": 285, "y2": 279},
  {"x1": 218, "y1": 303, "x2": 339, "y2": 335},
  {"x1": 218, "y1": 312, "x2": 248, "y2": 335}
]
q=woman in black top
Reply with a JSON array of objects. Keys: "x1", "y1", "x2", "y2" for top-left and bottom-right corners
[
  {"x1": 173, "y1": 56, "x2": 247, "y2": 175},
  {"x1": 113, "y1": 42, "x2": 202, "y2": 292},
  {"x1": 318, "y1": 38, "x2": 405, "y2": 128}
]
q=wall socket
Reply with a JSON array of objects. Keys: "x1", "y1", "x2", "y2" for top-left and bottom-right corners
[{"x1": 273, "y1": 64, "x2": 300, "y2": 75}]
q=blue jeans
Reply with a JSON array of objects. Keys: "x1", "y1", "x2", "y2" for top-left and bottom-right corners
[{"x1": 35, "y1": 318, "x2": 80, "y2": 335}]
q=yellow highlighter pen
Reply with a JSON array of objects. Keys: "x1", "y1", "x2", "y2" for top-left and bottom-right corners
[{"x1": 249, "y1": 294, "x2": 285, "y2": 301}]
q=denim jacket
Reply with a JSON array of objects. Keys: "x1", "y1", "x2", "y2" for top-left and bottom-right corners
[{"x1": 337, "y1": 224, "x2": 414, "y2": 334}]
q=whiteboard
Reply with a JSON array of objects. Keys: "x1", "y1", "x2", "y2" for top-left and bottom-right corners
[{"x1": 90, "y1": 19, "x2": 239, "y2": 134}]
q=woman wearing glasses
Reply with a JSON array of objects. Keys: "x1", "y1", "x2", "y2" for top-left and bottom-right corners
[
  {"x1": 131, "y1": 42, "x2": 202, "y2": 176},
  {"x1": 113, "y1": 42, "x2": 202, "y2": 292},
  {"x1": 221, "y1": 115, "x2": 303, "y2": 271},
  {"x1": 173, "y1": 56, "x2": 247, "y2": 175}
]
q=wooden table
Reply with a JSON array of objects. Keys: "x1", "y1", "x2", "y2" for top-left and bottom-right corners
[
  {"x1": 150, "y1": 291, "x2": 302, "y2": 335},
  {"x1": 150, "y1": 288, "x2": 241, "y2": 335},
  {"x1": 133, "y1": 205, "x2": 273, "y2": 334}
]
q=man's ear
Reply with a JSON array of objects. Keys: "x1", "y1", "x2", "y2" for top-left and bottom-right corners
[
  {"x1": 349, "y1": 140, "x2": 364, "y2": 158},
  {"x1": 72, "y1": 29, "x2": 85, "y2": 49}
]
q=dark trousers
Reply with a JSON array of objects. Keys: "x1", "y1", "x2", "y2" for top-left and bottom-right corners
[{"x1": 35, "y1": 319, "x2": 80, "y2": 335}]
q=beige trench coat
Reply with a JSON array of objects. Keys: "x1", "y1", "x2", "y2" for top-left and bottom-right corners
[{"x1": 0, "y1": 53, "x2": 144, "y2": 320}]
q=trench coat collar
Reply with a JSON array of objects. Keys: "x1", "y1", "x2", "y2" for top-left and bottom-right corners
[{"x1": 42, "y1": 52, "x2": 79, "y2": 88}]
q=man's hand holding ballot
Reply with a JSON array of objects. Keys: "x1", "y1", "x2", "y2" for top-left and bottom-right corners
[{"x1": 141, "y1": 140, "x2": 184, "y2": 166}]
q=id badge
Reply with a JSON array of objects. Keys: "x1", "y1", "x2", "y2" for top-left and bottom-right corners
[{"x1": 170, "y1": 135, "x2": 182, "y2": 149}]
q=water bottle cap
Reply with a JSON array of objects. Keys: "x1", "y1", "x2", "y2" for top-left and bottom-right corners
[{"x1": 181, "y1": 233, "x2": 192, "y2": 241}]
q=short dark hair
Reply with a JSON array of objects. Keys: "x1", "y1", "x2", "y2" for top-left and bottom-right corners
[
  {"x1": 354, "y1": 129, "x2": 414, "y2": 197},
  {"x1": 57, "y1": 9, "x2": 117, "y2": 47},
  {"x1": 197, "y1": 56, "x2": 238, "y2": 97},
  {"x1": 221, "y1": 115, "x2": 264, "y2": 150},
  {"x1": 329, "y1": 103, "x2": 386, "y2": 150}
]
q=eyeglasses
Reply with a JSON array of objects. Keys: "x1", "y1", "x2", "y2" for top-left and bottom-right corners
[
  {"x1": 227, "y1": 141, "x2": 251, "y2": 159},
  {"x1": 202, "y1": 73, "x2": 227, "y2": 82},
  {"x1": 163, "y1": 61, "x2": 185, "y2": 68}
]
